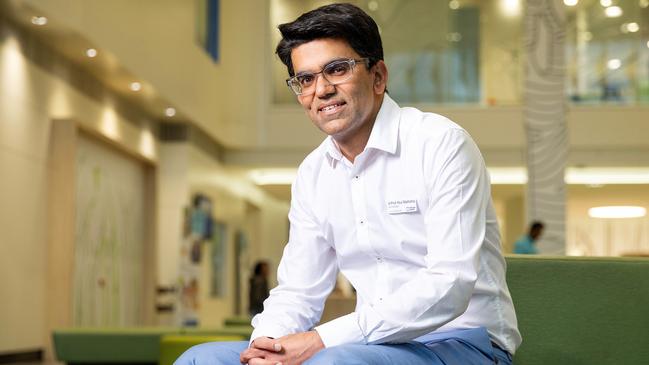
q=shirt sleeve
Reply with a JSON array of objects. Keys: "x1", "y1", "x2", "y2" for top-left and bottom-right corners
[
  {"x1": 316, "y1": 128, "x2": 490, "y2": 346},
  {"x1": 250, "y1": 165, "x2": 339, "y2": 343}
]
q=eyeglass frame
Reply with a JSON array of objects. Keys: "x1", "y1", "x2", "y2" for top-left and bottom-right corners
[{"x1": 285, "y1": 57, "x2": 371, "y2": 96}]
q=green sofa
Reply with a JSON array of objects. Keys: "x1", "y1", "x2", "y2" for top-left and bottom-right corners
[
  {"x1": 507, "y1": 255, "x2": 649, "y2": 364},
  {"x1": 52, "y1": 326, "x2": 252, "y2": 364}
]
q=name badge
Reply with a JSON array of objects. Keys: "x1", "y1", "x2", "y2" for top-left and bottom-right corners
[{"x1": 386, "y1": 199, "x2": 418, "y2": 214}]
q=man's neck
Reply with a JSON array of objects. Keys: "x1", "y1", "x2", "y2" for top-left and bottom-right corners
[
  {"x1": 334, "y1": 94, "x2": 384, "y2": 163},
  {"x1": 335, "y1": 119, "x2": 375, "y2": 163}
]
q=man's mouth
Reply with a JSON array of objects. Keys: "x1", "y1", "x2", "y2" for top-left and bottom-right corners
[{"x1": 318, "y1": 101, "x2": 346, "y2": 113}]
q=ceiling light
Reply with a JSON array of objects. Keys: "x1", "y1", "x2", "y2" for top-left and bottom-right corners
[
  {"x1": 605, "y1": 6, "x2": 623, "y2": 17},
  {"x1": 640, "y1": 0, "x2": 649, "y2": 8},
  {"x1": 626, "y1": 22, "x2": 639, "y2": 32},
  {"x1": 647, "y1": 40, "x2": 649, "y2": 48},
  {"x1": 488, "y1": 168, "x2": 528, "y2": 184},
  {"x1": 565, "y1": 168, "x2": 649, "y2": 184},
  {"x1": 500, "y1": 0, "x2": 521, "y2": 17},
  {"x1": 165, "y1": 107, "x2": 176, "y2": 117},
  {"x1": 607, "y1": 58, "x2": 621, "y2": 70},
  {"x1": 129, "y1": 82, "x2": 142, "y2": 91},
  {"x1": 600, "y1": 0, "x2": 612, "y2": 6},
  {"x1": 368, "y1": 1, "x2": 379, "y2": 11},
  {"x1": 249, "y1": 168, "x2": 297, "y2": 185},
  {"x1": 449, "y1": 0, "x2": 460, "y2": 10},
  {"x1": 31, "y1": 16, "x2": 47, "y2": 26},
  {"x1": 489, "y1": 167, "x2": 649, "y2": 185},
  {"x1": 588, "y1": 206, "x2": 646, "y2": 219},
  {"x1": 564, "y1": 0, "x2": 578, "y2": 6},
  {"x1": 85, "y1": 48, "x2": 97, "y2": 58}
]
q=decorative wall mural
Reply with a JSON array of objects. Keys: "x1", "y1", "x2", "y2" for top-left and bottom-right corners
[
  {"x1": 177, "y1": 193, "x2": 214, "y2": 326},
  {"x1": 73, "y1": 136, "x2": 145, "y2": 326}
]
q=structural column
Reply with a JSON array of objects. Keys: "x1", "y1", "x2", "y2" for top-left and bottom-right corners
[{"x1": 524, "y1": 0, "x2": 568, "y2": 254}]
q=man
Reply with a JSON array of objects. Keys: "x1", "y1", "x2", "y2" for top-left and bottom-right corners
[
  {"x1": 513, "y1": 221, "x2": 545, "y2": 254},
  {"x1": 176, "y1": 3, "x2": 520, "y2": 364}
]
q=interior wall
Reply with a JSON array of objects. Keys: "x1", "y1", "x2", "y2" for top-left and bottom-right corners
[
  {"x1": 0, "y1": 20, "x2": 157, "y2": 352},
  {"x1": 186, "y1": 146, "x2": 289, "y2": 327},
  {"x1": 567, "y1": 185, "x2": 649, "y2": 256},
  {"x1": 22, "y1": 0, "x2": 268, "y2": 149}
]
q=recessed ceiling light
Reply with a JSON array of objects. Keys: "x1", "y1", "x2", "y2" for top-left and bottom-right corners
[
  {"x1": 31, "y1": 16, "x2": 47, "y2": 26},
  {"x1": 564, "y1": 0, "x2": 578, "y2": 6},
  {"x1": 607, "y1": 58, "x2": 621, "y2": 70},
  {"x1": 626, "y1": 22, "x2": 639, "y2": 33},
  {"x1": 85, "y1": 48, "x2": 98, "y2": 58},
  {"x1": 605, "y1": 6, "x2": 623, "y2": 17},
  {"x1": 129, "y1": 82, "x2": 142, "y2": 91},
  {"x1": 600, "y1": 0, "x2": 612, "y2": 6},
  {"x1": 165, "y1": 107, "x2": 176, "y2": 117},
  {"x1": 588, "y1": 206, "x2": 646, "y2": 219},
  {"x1": 449, "y1": 0, "x2": 460, "y2": 10},
  {"x1": 641, "y1": 0, "x2": 649, "y2": 8}
]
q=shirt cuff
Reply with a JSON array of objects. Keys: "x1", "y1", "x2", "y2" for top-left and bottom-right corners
[
  {"x1": 249, "y1": 324, "x2": 292, "y2": 346},
  {"x1": 315, "y1": 312, "x2": 366, "y2": 347}
]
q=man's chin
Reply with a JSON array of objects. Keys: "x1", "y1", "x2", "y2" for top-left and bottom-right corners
[{"x1": 315, "y1": 118, "x2": 347, "y2": 134}]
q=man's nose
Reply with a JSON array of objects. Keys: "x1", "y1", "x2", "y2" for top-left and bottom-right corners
[{"x1": 314, "y1": 74, "x2": 335, "y2": 98}]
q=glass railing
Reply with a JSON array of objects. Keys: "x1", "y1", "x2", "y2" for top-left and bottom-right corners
[
  {"x1": 565, "y1": 0, "x2": 649, "y2": 105},
  {"x1": 270, "y1": 0, "x2": 649, "y2": 107}
]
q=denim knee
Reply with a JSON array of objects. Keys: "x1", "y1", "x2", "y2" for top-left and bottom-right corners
[
  {"x1": 173, "y1": 341, "x2": 247, "y2": 365},
  {"x1": 305, "y1": 346, "x2": 365, "y2": 365}
]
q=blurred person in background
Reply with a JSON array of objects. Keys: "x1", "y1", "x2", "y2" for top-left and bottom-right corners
[
  {"x1": 249, "y1": 261, "x2": 270, "y2": 317},
  {"x1": 513, "y1": 221, "x2": 545, "y2": 255}
]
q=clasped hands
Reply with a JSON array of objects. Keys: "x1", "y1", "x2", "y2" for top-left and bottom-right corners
[{"x1": 239, "y1": 331, "x2": 324, "y2": 365}]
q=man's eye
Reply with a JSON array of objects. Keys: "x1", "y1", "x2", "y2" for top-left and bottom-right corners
[
  {"x1": 326, "y1": 63, "x2": 349, "y2": 75},
  {"x1": 298, "y1": 75, "x2": 314, "y2": 85}
]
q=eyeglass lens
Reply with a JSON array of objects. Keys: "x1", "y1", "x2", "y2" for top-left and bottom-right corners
[{"x1": 291, "y1": 60, "x2": 355, "y2": 95}]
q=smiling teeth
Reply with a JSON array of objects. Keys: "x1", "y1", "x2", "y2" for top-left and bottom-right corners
[{"x1": 322, "y1": 104, "x2": 340, "y2": 112}]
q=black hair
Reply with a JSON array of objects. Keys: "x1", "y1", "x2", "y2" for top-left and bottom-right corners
[
  {"x1": 275, "y1": 3, "x2": 384, "y2": 76},
  {"x1": 253, "y1": 261, "x2": 268, "y2": 276},
  {"x1": 529, "y1": 221, "x2": 545, "y2": 233}
]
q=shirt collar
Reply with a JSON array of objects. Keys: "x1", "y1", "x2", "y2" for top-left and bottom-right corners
[
  {"x1": 324, "y1": 93, "x2": 400, "y2": 165},
  {"x1": 365, "y1": 93, "x2": 400, "y2": 154}
]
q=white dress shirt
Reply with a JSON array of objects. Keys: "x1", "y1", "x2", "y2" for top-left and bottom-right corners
[{"x1": 251, "y1": 94, "x2": 522, "y2": 354}]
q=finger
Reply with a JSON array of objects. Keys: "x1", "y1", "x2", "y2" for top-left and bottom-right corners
[
  {"x1": 252, "y1": 337, "x2": 282, "y2": 352},
  {"x1": 240, "y1": 348, "x2": 272, "y2": 363}
]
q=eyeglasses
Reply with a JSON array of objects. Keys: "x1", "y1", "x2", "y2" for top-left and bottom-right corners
[{"x1": 286, "y1": 58, "x2": 369, "y2": 96}]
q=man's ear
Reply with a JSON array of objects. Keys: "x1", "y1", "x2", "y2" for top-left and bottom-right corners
[{"x1": 372, "y1": 60, "x2": 388, "y2": 94}]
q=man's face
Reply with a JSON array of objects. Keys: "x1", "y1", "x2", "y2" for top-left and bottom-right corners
[{"x1": 290, "y1": 38, "x2": 386, "y2": 143}]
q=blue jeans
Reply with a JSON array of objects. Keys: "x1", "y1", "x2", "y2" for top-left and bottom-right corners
[{"x1": 174, "y1": 327, "x2": 512, "y2": 365}]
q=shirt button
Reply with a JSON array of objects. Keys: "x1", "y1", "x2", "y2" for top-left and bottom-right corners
[
  {"x1": 355, "y1": 175, "x2": 359, "y2": 179},
  {"x1": 360, "y1": 220, "x2": 364, "y2": 224}
]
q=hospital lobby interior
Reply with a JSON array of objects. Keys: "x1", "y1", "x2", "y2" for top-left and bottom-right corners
[{"x1": 1, "y1": 0, "x2": 648, "y2": 364}]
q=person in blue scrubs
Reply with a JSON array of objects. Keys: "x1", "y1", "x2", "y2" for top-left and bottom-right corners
[{"x1": 513, "y1": 221, "x2": 545, "y2": 254}]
